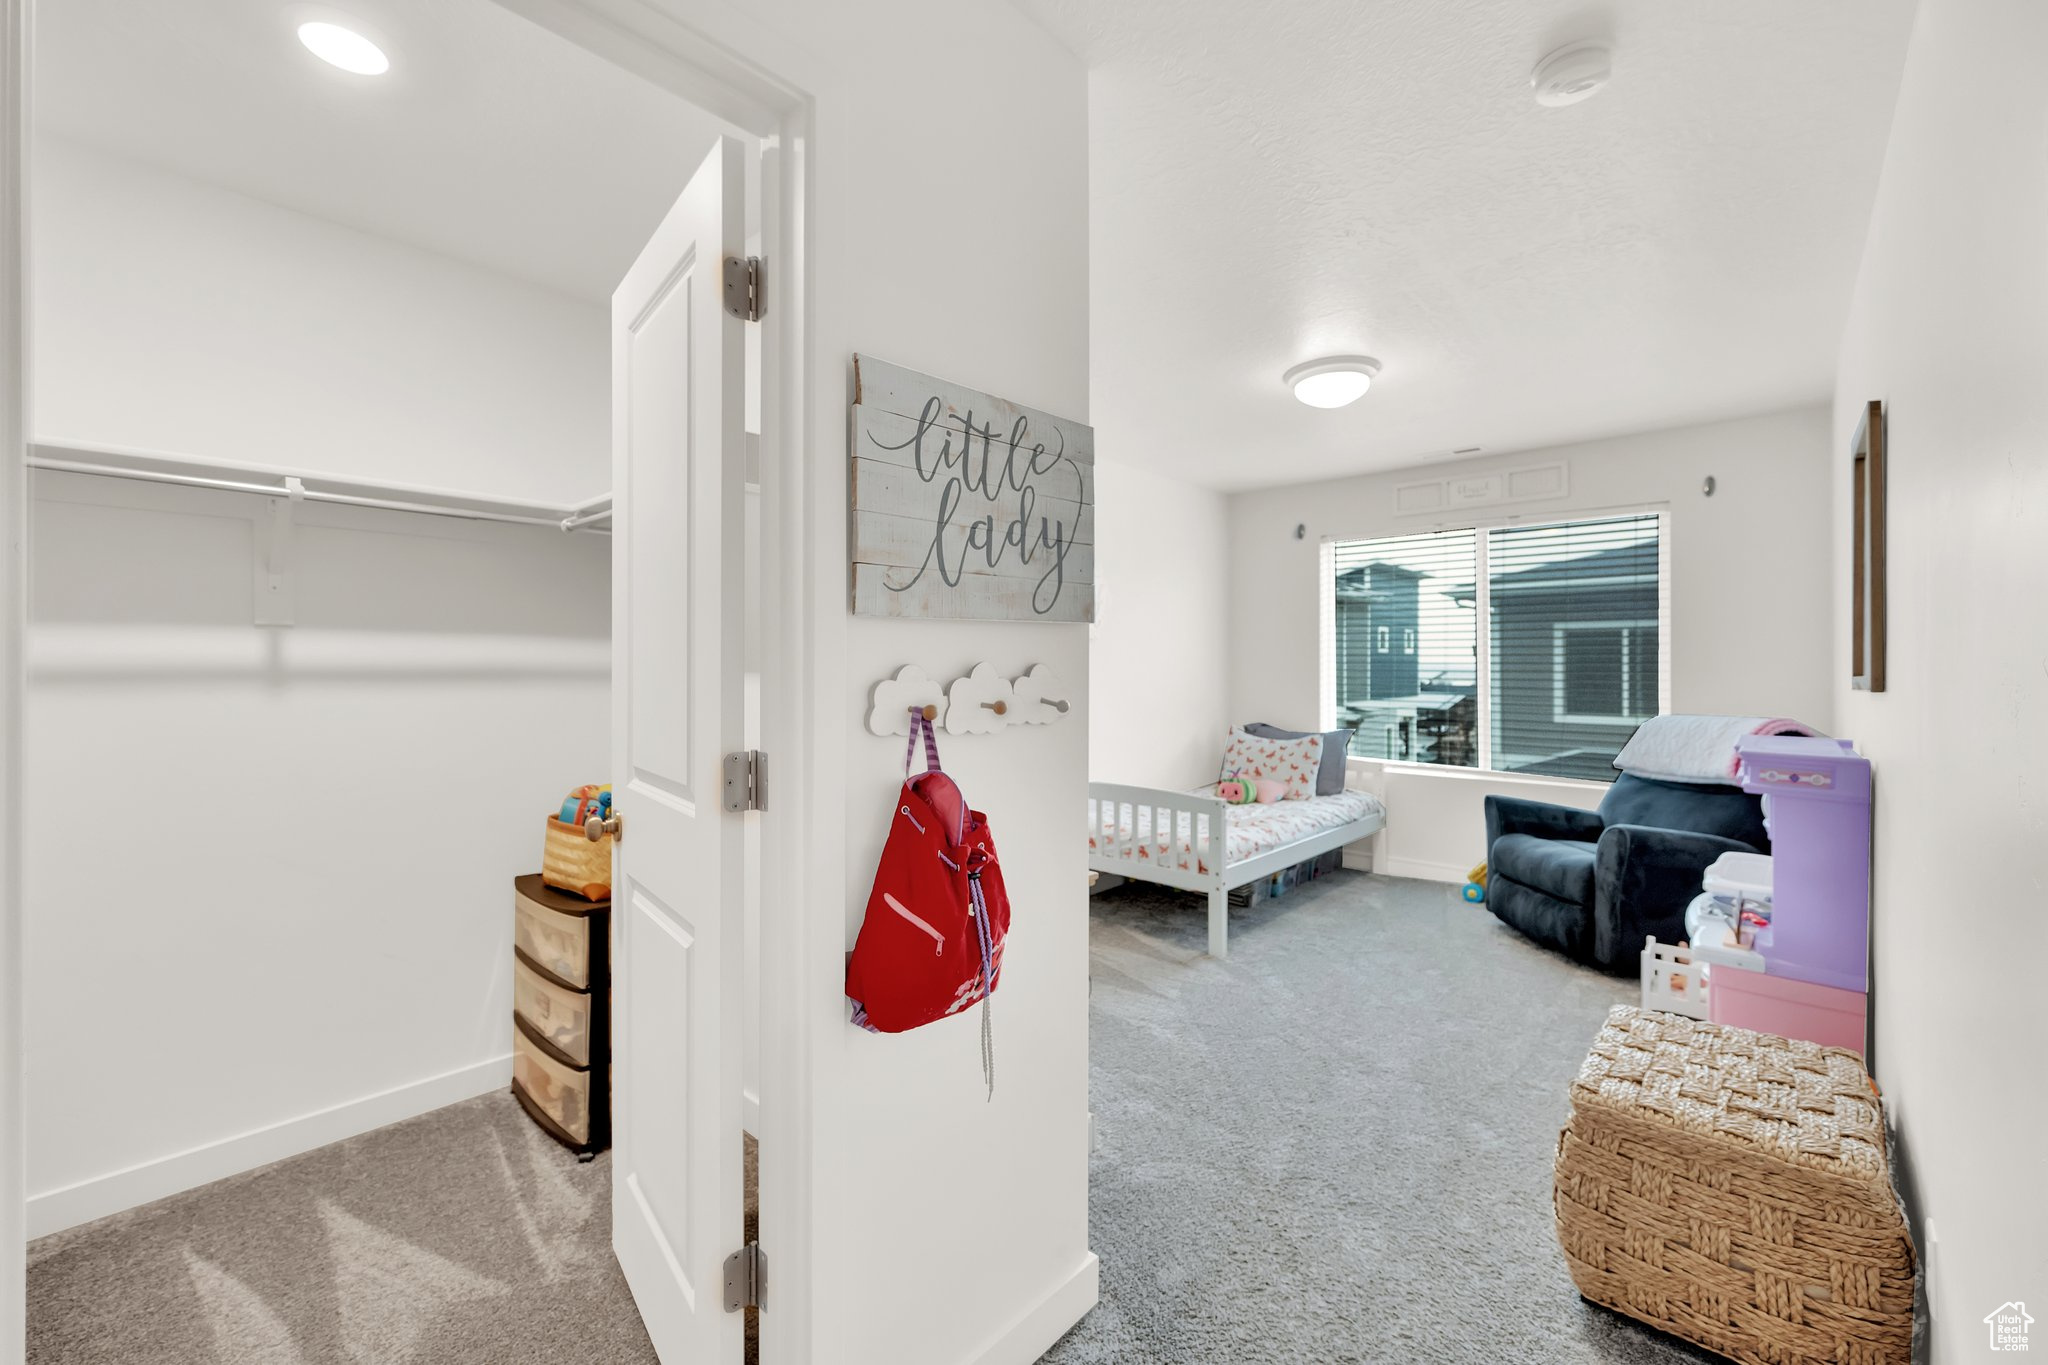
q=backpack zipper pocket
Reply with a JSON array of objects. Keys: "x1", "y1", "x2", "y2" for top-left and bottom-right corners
[{"x1": 883, "y1": 892, "x2": 945, "y2": 956}]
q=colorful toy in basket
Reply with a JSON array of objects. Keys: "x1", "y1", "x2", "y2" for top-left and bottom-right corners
[
  {"x1": 1461, "y1": 862, "x2": 1487, "y2": 903},
  {"x1": 559, "y1": 785, "x2": 612, "y2": 826},
  {"x1": 543, "y1": 784, "x2": 614, "y2": 902}
]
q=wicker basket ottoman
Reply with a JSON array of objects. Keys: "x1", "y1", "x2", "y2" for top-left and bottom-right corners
[{"x1": 1555, "y1": 1007, "x2": 1915, "y2": 1365}]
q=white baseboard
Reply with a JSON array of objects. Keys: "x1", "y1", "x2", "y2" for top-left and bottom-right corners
[
  {"x1": 964, "y1": 1252, "x2": 1101, "y2": 1365},
  {"x1": 28, "y1": 1053, "x2": 513, "y2": 1238},
  {"x1": 1378, "y1": 855, "x2": 1471, "y2": 884}
]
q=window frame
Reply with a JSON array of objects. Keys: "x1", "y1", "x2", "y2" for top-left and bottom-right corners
[
  {"x1": 1550, "y1": 619, "x2": 1659, "y2": 726},
  {"x1": 1321, "y1": 506, "x2": 1671, "y2": 781}
]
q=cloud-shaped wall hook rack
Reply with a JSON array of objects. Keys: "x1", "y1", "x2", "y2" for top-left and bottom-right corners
[
  {"x1": 866, "y1": 665, "x2": 948, "y2": 736},
  {"x1": 866, "y1": 663, "x2": 1072, "y2": 737}
]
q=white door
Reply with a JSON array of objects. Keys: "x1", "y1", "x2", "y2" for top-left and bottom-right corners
[{"x1": 610, "y1": 135, "x2": 747, "y2": 1362}]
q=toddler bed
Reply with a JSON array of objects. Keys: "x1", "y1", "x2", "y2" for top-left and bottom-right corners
[{"x1": 1087, "y1": 782, "x2": 1385, "y2": 958}]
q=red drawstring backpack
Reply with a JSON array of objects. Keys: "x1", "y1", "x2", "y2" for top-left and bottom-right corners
[{"x1": 846, "y1": 709, "x2": 1010, "y2": 1095}]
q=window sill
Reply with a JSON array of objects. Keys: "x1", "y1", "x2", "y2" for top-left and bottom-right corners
[{"x1": 1344, "y1": 755, "x2": 1610, "y2": 796}]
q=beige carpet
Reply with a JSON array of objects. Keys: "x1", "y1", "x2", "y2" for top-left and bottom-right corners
[
  {"x1": 33, "y1": 872, "x2": 1716, "y2": 1364},
  {"x1": 1042, "y1": 871, "x2": 1722, "y2": 1364},
  {"x1": 28, "y1": 1091, "x2": 662, "y2": 1364}
]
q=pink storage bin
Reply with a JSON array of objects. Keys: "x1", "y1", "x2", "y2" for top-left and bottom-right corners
[{"x1": 1709, "y1": 968, "x2": 1868, "y2": 1057}]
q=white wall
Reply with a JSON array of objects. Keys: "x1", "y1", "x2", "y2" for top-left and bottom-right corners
[
  {"x1": 1832, "y1": 0, "x2": 2048, "y2": 1349},
  {"x1": 31, "y1": 135, "x2": 608, "y2": 503},
  {"x1": 1089, "y1": 460, "x2": 1229, "y2": 789},
  {"x1": 1229, "y1": 406, "x2": 1837, "y2": 878},
  {"x1": 24, "y1": 484, "x2": 607, "y2": 1231},
  {"x1": 1343, "y1": 761, "x2": 1605, "y2": 884},
  {"x1": 1, "y1": 6, "x2": 26, "y2": 1357},
  {"x1": 624, "y1": 2, "x2": 1097, "y2": 1361},
  {"x1": 813, "y1": 10, "x2": 1095, "y2": 1360},
  {"x1": 23, "y1": 142, "x2": 610, "y2": 1232}
]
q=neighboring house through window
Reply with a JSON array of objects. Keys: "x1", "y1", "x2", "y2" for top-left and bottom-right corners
[
  {"x1": 1552, "y1": 621, "x2": 1658, "y2": 725},
  {"x1": 1323, "y1": 512, "x2": 1668, "y2": 780}
]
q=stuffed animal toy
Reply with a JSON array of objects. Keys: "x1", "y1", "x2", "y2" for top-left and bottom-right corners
[
  {"x1": 559, "y1": 785, "x2": 613, "y2": 825},
  {"x1": 1216, "y1": 776, "x2": 1258, "y2": 805},
  {"x1": 1216, "y1": 774, "x2": 1285, "y2": 804}
]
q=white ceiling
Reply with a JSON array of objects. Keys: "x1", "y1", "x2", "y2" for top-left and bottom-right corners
[
  {"x1": 34, "y1": 0, "x2": 734, "y2": 303},
  {"x1": 1014, "y1": 0, "x2": 1918, "y2": 490}
]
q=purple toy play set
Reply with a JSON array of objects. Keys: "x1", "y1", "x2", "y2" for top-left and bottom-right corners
[{"x1": 1703, "y1": 735, "x2": 1874, "y2": 1054}]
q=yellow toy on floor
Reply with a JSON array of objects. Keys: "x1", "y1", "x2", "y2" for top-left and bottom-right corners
[{"x1": 1462, "y1": 862, "x2": 1487, "y2": 903}]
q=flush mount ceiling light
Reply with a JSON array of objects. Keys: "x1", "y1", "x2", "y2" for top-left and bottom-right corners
[
  {"x1": 1531, "y1": 41, "x2": 1612, "y2": 106},
  {"x1": 298, "y1": 21, "x2": 390, "y2": 75},
  {"x1": 1284, "y1": 356, "x2": 1381, "y2": 409}
]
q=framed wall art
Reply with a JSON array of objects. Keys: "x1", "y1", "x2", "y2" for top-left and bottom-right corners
[
  {"x1": 848, "y1": 354, "x2": 1095, "y2": 623},
  {"x1": 1851, "y1": 399, "x2": 1887, "y2": 692}
]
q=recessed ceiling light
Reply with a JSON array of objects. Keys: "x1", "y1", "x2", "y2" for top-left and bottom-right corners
[
  {"x1": 1284, "y1": 356, "x2": 1381, "y2": 409},
  {"x1": 298, "y1": 21, "x2": 390, "y2": 76},
  {"x1": 1531, "y1": 42, "x2": 1611, "y2": 107}
]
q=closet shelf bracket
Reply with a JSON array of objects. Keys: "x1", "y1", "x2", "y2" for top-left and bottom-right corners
[{"x1": 253, "y1": 479, "x2": 303, "y2": 628}]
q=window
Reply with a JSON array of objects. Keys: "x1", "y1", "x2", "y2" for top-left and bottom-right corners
[
  {"x1": 1323, "y1": 513, "x2": 1667, "y2": 781},
  {"x1": 1552, "y1": 622, "x2": 1658, "y2": 723},
  {"x1": 1324, "y1": 528, "x2": 1478, "y2": 768}
]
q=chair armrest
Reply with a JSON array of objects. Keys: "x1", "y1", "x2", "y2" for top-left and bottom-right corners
[
  {"x1": 1485, "y1": 795, "x2": 1604, "y2": 851},
  {"x1": 1592, "y1": 825, "x2": 1761, "y2": 968}
]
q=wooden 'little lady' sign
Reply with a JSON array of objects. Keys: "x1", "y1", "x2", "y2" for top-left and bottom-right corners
[{"x1": 850, "y1": 354, "x2": 1095, "y2": 623}]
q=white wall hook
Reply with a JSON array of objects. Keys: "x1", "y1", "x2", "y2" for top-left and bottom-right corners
[
  {"x1": 946, "y1": 663, "x2": 1013, "y2": 735},
  {"x1": 866, "y1": 665, "x2": 948, "y2": 736},
  {"x1": 1009, "y1": 664, "x2": 1070, "y2": 724}
]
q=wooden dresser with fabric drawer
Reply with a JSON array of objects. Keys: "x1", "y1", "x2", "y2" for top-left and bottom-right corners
[{"x1": 511, "y1": 873, "x2": 611, "y2": 1158}]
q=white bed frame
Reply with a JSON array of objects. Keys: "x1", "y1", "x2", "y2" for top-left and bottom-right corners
[{"x1": 1087, "y1": 783, "x2": 1386, "y2": 959}]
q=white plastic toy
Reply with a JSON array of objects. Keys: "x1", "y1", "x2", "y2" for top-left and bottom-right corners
[{"x1": 1640, "y1": 936, "x2": 1711, "y2": 1020}]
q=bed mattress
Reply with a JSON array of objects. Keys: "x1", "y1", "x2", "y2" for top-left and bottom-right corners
[{"x1": 1087, "y1": 789, "x2": 1383, "y2": 877}]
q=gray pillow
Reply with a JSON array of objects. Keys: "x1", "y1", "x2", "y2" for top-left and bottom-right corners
[{"x1": 1244, "y1": 722, "x2": 1352, "y2": 797}]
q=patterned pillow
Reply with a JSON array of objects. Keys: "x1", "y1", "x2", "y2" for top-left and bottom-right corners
[{"x1": 1221, "y1": 728, "x2": 1324, "y2": 801}]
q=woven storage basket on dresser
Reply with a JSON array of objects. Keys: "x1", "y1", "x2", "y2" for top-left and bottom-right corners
[
  {"x1": 541, "y1": 817, "x2": 611, "y2": 901},
  {"x1": 1555, "y1": 1007, "x2": 1915, "y2": 1365}
]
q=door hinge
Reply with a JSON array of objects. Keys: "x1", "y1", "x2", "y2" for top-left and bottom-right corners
[
  {"x1": 722, "y1": 750, "x2": 766, "y2": 812},
  {"x1": 723, "y1": 255, "x2": 764, "y2": 321},
  {"x1": 723, "y1": 1242, "x2": 766, "y2": 1312}
]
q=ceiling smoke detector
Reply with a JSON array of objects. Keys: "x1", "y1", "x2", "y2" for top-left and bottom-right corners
[{"x1": 1531, "y1": 42, "x2": 1611, "y2": 107}]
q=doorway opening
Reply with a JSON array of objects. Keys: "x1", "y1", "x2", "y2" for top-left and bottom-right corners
[{"x1": 19, "y1": 2, "x2": 783, "y2": 1361}]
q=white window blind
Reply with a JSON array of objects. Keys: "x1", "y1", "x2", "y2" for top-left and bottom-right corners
[
  {"x1": 1325, "y1": 511, "x2": 1668, "y2": 781},
  {"x1": 1488, "y1": 514, "x2": 1666, "y2": 780},
  {"x1": 1326, "y1": 528, "x2": 1478, "y2": 767}
]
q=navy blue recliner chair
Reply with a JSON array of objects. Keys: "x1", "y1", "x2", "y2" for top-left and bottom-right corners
[{"x1": 1483, "y1": 775, "x2": 1770, "y2": 973}]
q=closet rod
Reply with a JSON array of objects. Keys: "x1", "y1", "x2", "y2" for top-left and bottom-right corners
[{"x1": 28, "y1": 455, "x2": 611, "y2": 534}]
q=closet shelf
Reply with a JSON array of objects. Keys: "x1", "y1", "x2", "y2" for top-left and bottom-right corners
[{"x1": 29, "y1": 438, "x2": 613, "y2": 533}]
